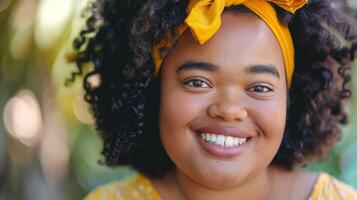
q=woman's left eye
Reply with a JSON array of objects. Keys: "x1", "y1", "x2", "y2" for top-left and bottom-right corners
[
  {"x1": 248, "y1": 85, "x2": 273, "y2": 93},
  {"x1": 183, "y1": 79, "x2": 211, "y2": 88}
]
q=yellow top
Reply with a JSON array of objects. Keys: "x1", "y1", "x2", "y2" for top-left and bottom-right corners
[
  {"x1": 309, "y1": 173, "x2": 357, "y2": 200},
  {"x1": 84, "y1": 172, "x2": 357, "y2": 200}
]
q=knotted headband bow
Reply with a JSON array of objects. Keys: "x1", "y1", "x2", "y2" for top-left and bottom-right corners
[{"x1": 152, "y1": 0, "x2": 308, "y2": 87}]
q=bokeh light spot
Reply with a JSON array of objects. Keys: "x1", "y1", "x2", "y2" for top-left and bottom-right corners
[{"x1": 3, "y1": 89, "x2": 43, "y2": 146}]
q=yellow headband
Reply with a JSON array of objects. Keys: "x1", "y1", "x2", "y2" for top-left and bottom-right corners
[{"x1": 152, "y1": 0, "x2": 308, "y2": 86}]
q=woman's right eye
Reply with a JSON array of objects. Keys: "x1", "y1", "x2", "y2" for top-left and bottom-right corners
[{"x1": 183, "y1": 79, "x2": 211, "y2": 88}]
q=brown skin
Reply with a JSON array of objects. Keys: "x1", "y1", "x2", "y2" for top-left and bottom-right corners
[{"x1": 152, "y1": 13, "x2": 317, "y2": 200}]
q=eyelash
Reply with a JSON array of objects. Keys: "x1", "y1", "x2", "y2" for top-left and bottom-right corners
[
  {"x1": 248, "y1": 85, "x2": 273, "y2": 93},
  {"x1": 183, "y1": 78, "x2": 211, "y2": 88},
  {"x1": 183, "y1": 79, "x2": 273, "y2": 93}
]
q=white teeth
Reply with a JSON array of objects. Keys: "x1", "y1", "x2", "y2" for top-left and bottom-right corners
[
  {"x1": 216, "y1": 135, "x2": 225, "y2": 146},
  {"x1": 225, "y1": 136, "x2": 234, "y2": 147},
  {"x1": 233, "y1": 138, "x2": 239, "y2": 146},
  {"x1": 206, "y1": 134, "x2": 210, "y2": 141},
  {"x1": 199, "y1": 132, "x2": 247, "y2": 147},
  {"x1": 210, "y1": 134, "x2": 217, "y2": 143},
  {"x1": 239, "y1": 138, "x2": 247, "y2": 144}
]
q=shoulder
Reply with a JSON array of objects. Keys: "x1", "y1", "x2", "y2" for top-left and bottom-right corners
[
  {"x1": 310, "y1": 172, "x2": 357, "y2": 200},
  {"x1": 83, "y1": 173, "x2": 161, "y2": 200}
]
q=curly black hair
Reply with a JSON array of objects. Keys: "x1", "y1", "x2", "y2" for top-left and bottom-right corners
[{"x1": 68, "y1": 0, "x2": 357, "y2": 178}]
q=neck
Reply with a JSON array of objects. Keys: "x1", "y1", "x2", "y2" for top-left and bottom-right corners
[{"x1": 171, "y1": 167, "x2": 275, "y2": 200}]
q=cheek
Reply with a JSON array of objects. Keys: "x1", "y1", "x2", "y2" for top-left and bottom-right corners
[
  {"x1": 159, "y1": 84, "x2": 207, "y2": 130},
  {"x1": 248, "y1": 98, "x2": 287, "y2": 145},
  {"x1": 159, "y1": 83, "x2": 203, "y2": 145},
  {"x1": 161, "y1": 95, "x2": 192, "y2": 123},
  {"x1": 257, "y1": 100, "x2": 286, "y2": 132},
  {"x1": 159, "y1": 84, "x2": 208, "y2": 166},
  {"x1": 255, "y1": 101, "x2": 286, "y2": 137}
]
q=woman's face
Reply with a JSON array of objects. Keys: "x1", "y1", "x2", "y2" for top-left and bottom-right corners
[{"x1": 159, "y1": 12, "x2": 287, "y2": 189}]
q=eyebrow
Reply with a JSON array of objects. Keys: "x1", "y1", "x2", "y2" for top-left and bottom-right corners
[
  {"x1": 244, "y1": 64, "x2": 280, "y2": 79},
  {"x1": 176, "y1": 60, "x2": 280, "y2": 79},
  {"x1": 176, "y1": 60, "x2": 218, "y2": 73}
]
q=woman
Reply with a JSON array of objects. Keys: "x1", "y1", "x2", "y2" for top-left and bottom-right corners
[{"x1": 69, "y1": 0, "x2": 357, "y2": 199}]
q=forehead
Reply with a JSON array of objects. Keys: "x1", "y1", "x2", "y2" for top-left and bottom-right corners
[{"x1": 162, "y1": 12, "x2": 285, "y2": 78}]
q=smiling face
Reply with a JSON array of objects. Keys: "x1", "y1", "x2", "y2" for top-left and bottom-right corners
[{"x1": 159, "y1": 12, "x2": 287, "y2": 189}]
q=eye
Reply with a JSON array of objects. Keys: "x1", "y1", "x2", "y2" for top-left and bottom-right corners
[
  {"x1": 184, "y1": 79, "x2": 211, "y2": 88},
  {"x1": 248, "y1": 85, "x2": 273, "y2": 93}
]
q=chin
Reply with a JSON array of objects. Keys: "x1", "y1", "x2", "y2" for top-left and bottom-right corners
[
  {"x1": 187, "y1": 162, "x2": 253, "y2": 189},
  {"x1": 198, "y1": 172, "x2": 245, "y2": 189}
]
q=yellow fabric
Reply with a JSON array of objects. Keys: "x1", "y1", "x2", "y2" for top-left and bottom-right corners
[
  {"x1": 309, "y1": 172, "x2": 357, "y2": 200},
  {"x1": 83, "y1": 174, "x2": 161, "y2": 200},
  {"x1": 84, "y1": 172, "x2": 357, "y2": 200},
  {"x1": 152, "y1": 0, "x2": 308, "y2": 87}
]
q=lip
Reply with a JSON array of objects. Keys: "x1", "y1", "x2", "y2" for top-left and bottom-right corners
[
  {"x1": 193, "y1": 125, "x2": 252, "y2": 138},
  {"x1": 195, "y1": 133, "x2": 250, "y2": 159},
  {"x1": 191, "y1": 125, "x2": 253, "y2": 159}
]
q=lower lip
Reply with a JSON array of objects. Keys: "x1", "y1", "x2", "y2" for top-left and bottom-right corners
[{"x1": 195, "y1": 132, "x2": 250, "y2": 159}]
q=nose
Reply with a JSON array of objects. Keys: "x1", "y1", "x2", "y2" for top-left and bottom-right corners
[{"x1": 207, "y1": 95, "x2": 248, "y2": 122}]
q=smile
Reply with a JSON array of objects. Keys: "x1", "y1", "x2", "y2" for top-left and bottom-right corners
[
  {"x1": 200, "y1": 132, "x2": 247, "y2": 147},
  {"x1": 192, "y1": 125, "x2": 252, "y2": 158}
]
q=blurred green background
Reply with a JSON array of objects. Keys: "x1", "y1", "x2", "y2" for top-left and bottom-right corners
[{"x1": 0, "y1": 0, "x2": 357, "y2": 199}]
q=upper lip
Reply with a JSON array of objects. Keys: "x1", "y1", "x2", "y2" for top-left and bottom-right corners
[{"x1": 192, "y1": 125, "x2": 252, "y2": 138}]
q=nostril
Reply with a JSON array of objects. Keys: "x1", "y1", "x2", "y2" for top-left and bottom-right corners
[{"x1": 207, "y1": 102, "x2": 247, "y2": 122}]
